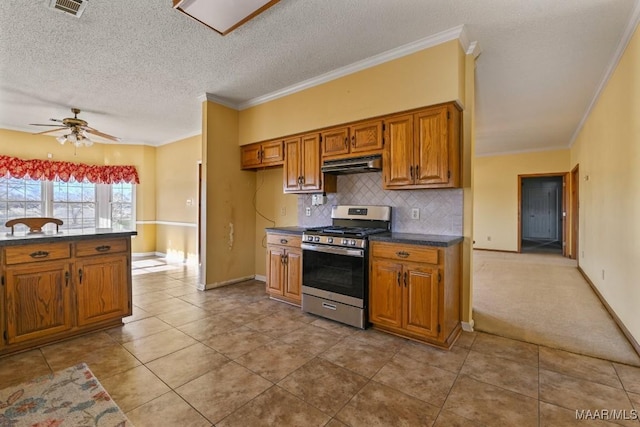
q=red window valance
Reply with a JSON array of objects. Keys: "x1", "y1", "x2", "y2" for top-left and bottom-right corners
[{"x1": 0, "y1": 155, "x2": 140, "y2": 184}]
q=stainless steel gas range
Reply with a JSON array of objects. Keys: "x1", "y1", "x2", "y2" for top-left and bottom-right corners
[{"x1": 301, "y1": 205, "x2": 391, "y2": 328}]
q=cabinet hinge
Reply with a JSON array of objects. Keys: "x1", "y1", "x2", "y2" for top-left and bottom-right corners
[
  {"x1": 437, "y1": 324, "x2": 441, "y2": 333},
  {"x1": 319, "y1": 135, "x2": 323, "y2": 142},
  {"x1": 438, "y1": 272, "x2": 441, "y2": 282},
  {"x1": 447, "y1": 111, "x2": 450, "y2": 120},
  {"x1": 382, "y1": 123, "x2": 386, "y2": 131},
  {"x1": 447, "y1": 170, "x2": 451, "y2": 179}
]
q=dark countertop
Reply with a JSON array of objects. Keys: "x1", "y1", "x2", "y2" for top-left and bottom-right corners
[
  {"x1": 0, "y1": 229, "x2": 137, "y2": 247},
  {"x1": 369, "y1": 232, "x2": 463, "y2": 247},
  {"x1": 265, "y1": 226, "x2": 307, "y2": 235}
]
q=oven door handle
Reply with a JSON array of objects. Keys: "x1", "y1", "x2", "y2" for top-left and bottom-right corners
[{"x1": 301, "y1": 243, "x2": 364, "y2": 258}]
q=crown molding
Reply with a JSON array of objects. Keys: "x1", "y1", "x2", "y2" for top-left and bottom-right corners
[
  {"x1": 569, "y1": 1, "x2": 640, "y2": 147},
  {"x1": 236, "y1": 24, "x2": 472, "y2": 110},
  {"x1": 198, "y1": 93, "x2": 238, "y2": 109}
]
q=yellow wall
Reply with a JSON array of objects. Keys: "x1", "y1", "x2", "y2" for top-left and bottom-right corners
[
  {"x1": 473, "y1": 149, "x2": 571, "y2": 252},
  {"x1": 253, "y1": 168, "x2": 299, "y2": 277},
  {"x1": 570, "y1": 24, "x2": 640, "y2": 345},
  {"x1": 201, "y1": 101, "x2": 257, "y2": 288},
  {"x1": 155, "y1": 135, "x2": 201, "y2": 262},
  {"x1": 0, "y1": 129, "x2": 155, "y2": 253},
  {"x1": 239, "y1": 40, "x2": 464, "y2": 144}
]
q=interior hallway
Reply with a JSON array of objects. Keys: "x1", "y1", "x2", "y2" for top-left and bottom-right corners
[
  {"x1": 1, "y1": 257, "x2": 640, "y2": 425},
  {"x1": 473, "y1": 250, "x2": 640, "y2": 367}
]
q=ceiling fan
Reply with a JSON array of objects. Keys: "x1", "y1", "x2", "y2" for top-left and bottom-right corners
[{"x1": 30, "y1": 108, "x2": 120, "y2": 146}]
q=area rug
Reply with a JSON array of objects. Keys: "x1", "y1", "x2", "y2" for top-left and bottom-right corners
[{"x1": 0, "y1": 362, "x2": 133, "y2": 427}]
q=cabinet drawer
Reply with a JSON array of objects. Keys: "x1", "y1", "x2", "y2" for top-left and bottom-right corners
[
  {"x1": 4, "y1": 242, "x2": 71, "y2": 265},
  {"x1": 371, "y1": 242, "x2": 439, "y2": 264},
  {"x1": 266, "y1": 233, "x2": 301, "y2": 248},
  {"x1": 76, "y1": 238, "x2": 127, "y2": 257}
]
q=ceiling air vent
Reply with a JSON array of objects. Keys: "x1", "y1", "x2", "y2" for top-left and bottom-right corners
[{"x1": 49, "y1": 0, "x2": 88, "y2": 18}]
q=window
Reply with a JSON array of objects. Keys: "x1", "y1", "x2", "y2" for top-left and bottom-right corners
[{"x1": 0, "y1": 176, "x2": 135, "y2": 233}]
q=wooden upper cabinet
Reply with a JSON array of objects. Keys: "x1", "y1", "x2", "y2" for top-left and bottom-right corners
[
  {"x1": 383, "y1": 114, "x2": 414, "y2": 187},
  {"x1": 383, "y1": 103, "x2": 461, "y2": 189},
  {"x1": 351, "y1": 120, "x2": 383, "y2": 154},
  {"x1": 322, "y1": 120, "x2": 383, "y2": 159},
  {"x1": 283, "y1": 133, "x2": 336, "y2": 194},
  {"x1": 321, "y1": 127, "x2": 350, "y2": 158},
  {"x1": 240, "y1": 139, "x2": 284, "y2": 170}
]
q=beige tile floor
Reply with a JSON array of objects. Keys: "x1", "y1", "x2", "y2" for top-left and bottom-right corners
[{"x1": 1, "y1": 257, "x2": 640, "y2": 426}]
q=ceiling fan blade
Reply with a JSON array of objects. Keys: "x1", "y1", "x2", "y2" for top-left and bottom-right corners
[
  {"x1": 29, "y1": 123, "x2": 67, "y2": 127},
  {"x1": 50, "y1": 118, "x2": 64, "y2": 123},
  {"x1": 32, "y1": 127, "x2": 68, "y2": 135},
  {"x1": 83, "y1": 127, "x2": 121, "y2": 141}
]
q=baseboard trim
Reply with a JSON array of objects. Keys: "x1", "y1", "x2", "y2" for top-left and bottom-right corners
[
  {"x1": 578, "y1": 266, "x2": 640, "y2": 359},
  {"x1": 462, "y1": 320, "x2": 475, "y2": 332},
  {"x1": 132, "y1": 252, "x2": 164, "y2": 258},
  {"x1": 472, "y1": 248, "x2": 519, "y2": 253},
  {"x1": 199, "y1": 275, "x2": 256, "y2": 291},
  {"x1": 254, "y1": 274, "x2": 266, "y2": 282}
]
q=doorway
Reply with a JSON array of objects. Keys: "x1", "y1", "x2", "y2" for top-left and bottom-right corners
[{"x1": 518, "y1": 175, "x2": 565, "y2": 255}]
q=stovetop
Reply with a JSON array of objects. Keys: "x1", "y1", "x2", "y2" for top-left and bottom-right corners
[{"x1": 304, "y1": 226, "x2": 389, "y2": 238}]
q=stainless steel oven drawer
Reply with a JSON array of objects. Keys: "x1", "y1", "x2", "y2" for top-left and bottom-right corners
[{"x1": 302, "y1": 293, "x2": 365, "y2": 329}]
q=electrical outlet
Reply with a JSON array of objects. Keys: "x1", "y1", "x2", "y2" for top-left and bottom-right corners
[
  {"x1": 280, "y1": 207, "x2": 286, "y2": 216},
  {"x1": 411, "y1": 208, "x2": 420, "y2": 220},
  {"x1": 305, "y1": 207, "x2": 311, "y2": 217}
]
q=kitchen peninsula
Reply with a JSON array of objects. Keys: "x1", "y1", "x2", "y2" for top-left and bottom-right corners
[{"x1": 0, "y1": 228, "x2": 136, "y2": 356}]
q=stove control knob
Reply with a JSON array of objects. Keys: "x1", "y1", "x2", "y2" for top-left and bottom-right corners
[
  {"x1": 327, "y1": 237, "x2": 333, "y2": 243},
  {"x1": 314, "y1": 236, "x2": 320, "y2": 242},
  {"x1": 342, "y1": 239, "x2": 348, "y2": 245},
  {"x1": 306, "y1": 236, "x2": 314, "y2": 242},
  {"x1": 350, "y1": 240, "x2": 356, "y2": 246}
]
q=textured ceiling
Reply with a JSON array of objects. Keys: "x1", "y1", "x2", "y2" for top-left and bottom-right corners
[{"x1": 0, "y1": 0, "x2": 638, "y2": 155}]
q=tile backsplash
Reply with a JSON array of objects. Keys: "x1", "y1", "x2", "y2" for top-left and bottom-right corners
[{"x1": 297, "y1": 172, "x2": 463, "y2": 235}]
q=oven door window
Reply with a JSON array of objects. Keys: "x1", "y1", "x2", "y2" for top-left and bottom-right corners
[{"x1": 302, "y1": 249, "x2": 364, "y2": 299}]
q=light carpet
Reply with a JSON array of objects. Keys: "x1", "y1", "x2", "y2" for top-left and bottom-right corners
[
  {"x1": 473, "y1": 250, "x2": 640, "y2": 366},
  {"x1": 0, "y1": 362, "x2": 133, "y2": 426}
]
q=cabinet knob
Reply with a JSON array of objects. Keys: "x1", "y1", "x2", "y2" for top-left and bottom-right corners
[
  {"x1": 344, "y1": 137, "x2": 348, "y2": 148},
  {"x1": 404, "y1": 271, "x2": 408, "y2": 287},
  {"x1": 351, "y1": 135, "x2": 355, "y2": 147},
  {"x1": 95, "y1": 245, "x2": 111, "y2": 252},
  {"x1": 397, "y1": 271, "x2": 401, "y2": 287},
  {"x1": 396, "y1": 251, "x2": 410, "y2": 258},
  {"x1": 409, "y1": 166, "x2": 414, "y2": 180},
  {"x1": 280, "y1": 239, "x2": 288, "y2": 244},
  {"x1": 78, "y1": 268, "x2": 83, "y2": 284}
]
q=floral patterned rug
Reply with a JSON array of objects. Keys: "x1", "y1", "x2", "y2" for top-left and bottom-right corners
[{"x1": 0, "y1": 362, "x2": 133, "y2": 427}]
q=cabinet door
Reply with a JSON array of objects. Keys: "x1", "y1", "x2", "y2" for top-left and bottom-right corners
[
  {"x1": 261, "y1": 140, "x2": 284, "y2": 166},
  {"x1": 383, "y1": 114, "x2": 414, "y2": 188},
  {"x1": 241, "y1": 143, "x2": 263, "y2": 169},
  {"x1": 76, "y1": 255, "x2": 129, "y2": 326},
  {"x1": 321, "y1": 127, "x2": 350, "y2": 158},
  {"x1": 266, "y1": 245, "x2": 285, "y2": 295},
  {"x1": 369, "y1": 259, "x2": 403, "y2": 328},
  {"x1": 351, "y1": 120, "x2": 383, "y2": 154},
  {"x1": 284, "y1": 248, "x2": 302, "y2": 302},
  {"x1": 5, "y1": 262, "x2": 72, "y2": 344},
  {"x1": 414, "y1": 107, "x2": 449, "y2": 185},
  {"x1": 283, "y1": 137, "x2": 301, "y2": 192},
  {"x1": 403, "y1": 264, "x2": 439, "y2": 338},
  {"x1": 300, "y1": 133, "x2": 323, "y2": 191}
]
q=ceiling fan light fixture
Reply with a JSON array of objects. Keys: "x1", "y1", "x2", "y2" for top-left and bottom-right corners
[{"x1": 56, "y1": 135, "x2": 67, "y2": 144}]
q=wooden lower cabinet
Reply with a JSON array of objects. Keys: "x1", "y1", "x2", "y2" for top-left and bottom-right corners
[
  {"x1": 4, "y1": 261, "x2": 72, "y2": 345},
  {"x1": 76, "y1": 254, "x2": 130, "y2": 326},
  {"x1": 369, "y1": 241, "x2": 461, "y2": 349},
  {"x1": 266, "y1": 232, "x2": 302, "y2": 305},
  {"x1": 0, "y1": 235, "x2": 134, "y2": 356}
]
